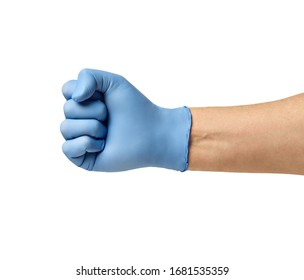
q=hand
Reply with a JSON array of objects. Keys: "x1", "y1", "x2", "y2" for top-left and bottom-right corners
[{"x1": 60, "y1": 69, "x2": 191, "y2": 172}]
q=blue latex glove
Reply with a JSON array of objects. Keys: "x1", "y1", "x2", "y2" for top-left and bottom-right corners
[{"x1": 60, "y1": 69, "x2": 191, "y2": 172}]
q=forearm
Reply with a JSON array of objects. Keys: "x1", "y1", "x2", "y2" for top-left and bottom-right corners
[{"x1": 188, "y1": 93, "x2": 304, "y2": 174}]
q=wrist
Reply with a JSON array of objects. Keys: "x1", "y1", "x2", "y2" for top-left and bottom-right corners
[{"x1": 188, "y1": 107, "x2": 225, "y2": 171}]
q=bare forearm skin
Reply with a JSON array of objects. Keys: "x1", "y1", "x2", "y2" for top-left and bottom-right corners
[{"x1": 188, "y1": 93, "x2": 304, "y2": 175}]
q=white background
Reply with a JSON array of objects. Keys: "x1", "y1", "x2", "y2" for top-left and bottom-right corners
[{"x1": 1, "y1": 0, "x2": 304, "y2": 279}]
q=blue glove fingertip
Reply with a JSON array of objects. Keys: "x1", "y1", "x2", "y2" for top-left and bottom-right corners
[
  {"x1": 72, "y1": 69, "x2": 97, "y2": 102},
  {"x1": 62, "y1": 80, "x2": 77, "y2": 100}
]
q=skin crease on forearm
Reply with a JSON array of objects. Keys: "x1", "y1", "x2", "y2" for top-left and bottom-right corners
[{"x1": 188, "y1": 93, "x2": 304, "y2": 175}]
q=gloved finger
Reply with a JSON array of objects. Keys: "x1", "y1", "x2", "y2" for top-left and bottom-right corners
[
  {"x1": 60, "y1": 119, "x2": 107, "y2": 140},
  {"x1": 72, "y1": 68, "x2": 125, "y2": 102},
  {"x1": 62, "y1": 80, "x2": 77, "y2": 100},
  {"x1": 64, "y1": 99, "x2": 107, "y2": 122},
  {"x1": 62, "y1": 136, "x2": 105, "y2": 158},
  {"x1": 62, "y1": 80, "x2": 103, "y2": 101},
  {"x1": 90, "y1": 91, "x2": 104, "y2": 101},
  {"x1": 72, "y1": 69, "x2": 97, "y2": 102}
]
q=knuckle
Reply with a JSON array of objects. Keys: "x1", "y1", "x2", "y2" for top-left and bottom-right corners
[
  {"x1": 62, "y1": 141, "x2": 70, "y2": 155},
  {"x1": 91, "y1": 120, "x2": 101, "y2": 137},
  {"x1": 60, "y1": 120, "x2": 68, "y2": 136},
  {"x1": 95, "y1": 101, "x2": 107, "y2": 120},
  {"x1": 79, "y1": 68, "x2": 91, "y2": 76},
  {"x1": 81, "y1": 135, "x2": 91, "y2": 147},
  {"x1": 63, "y1": 99, "x2": 74, "y2": 116}
]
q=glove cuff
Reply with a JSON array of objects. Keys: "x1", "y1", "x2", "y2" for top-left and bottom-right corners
[
  {"x1": 156, "y1": 106, "x2": 192, "y2": 171},
  {"x1": 181, "y1": 106, "x2": 192, "y2": 171}
]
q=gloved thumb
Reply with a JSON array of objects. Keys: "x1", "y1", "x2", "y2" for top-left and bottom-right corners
[
  {"x1": 72, "y1": 69, "x2": 97, "y2": 102},
  {"x1": 72, "y1": 69, "x2": 126, "y2": 102}
]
